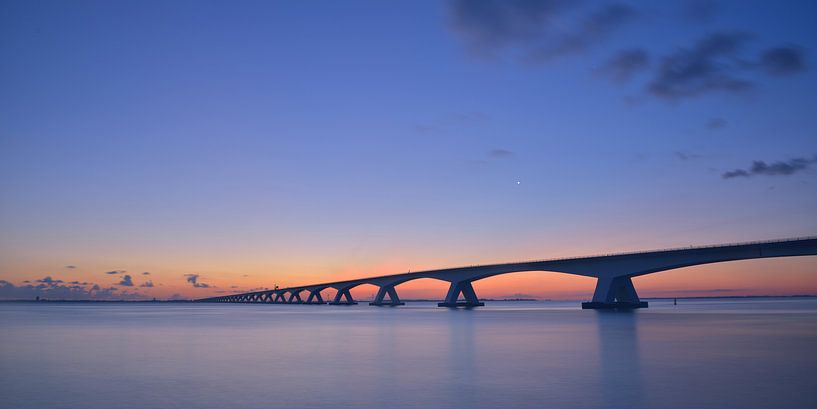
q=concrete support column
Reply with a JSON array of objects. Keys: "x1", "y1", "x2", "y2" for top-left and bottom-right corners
[
  {"x1": 369, "y1": 285, "x2": 405, "y2": 306},
  {"x1": 329, "y1": 288, "x2": 358, "y2": 305},
  {"x1": 582, "y1": 276, "x2": 648, "y2": 309},
  {"x1": 274, "y1": 292, "x2": 286, "y2": 303},
  {"x1": 287, "y1": 291, "x2": 303, "y2": 304},
  {"x1": 438, "y1": 280, "x2": 484, "y2": 308},
  {"x1": 305, "y1": 289, "x2": 326, "y2": 304}
]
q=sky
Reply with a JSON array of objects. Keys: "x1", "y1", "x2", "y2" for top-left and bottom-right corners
[{"x1": 1, "y1": 0, "x2": 816, "y2": 301}]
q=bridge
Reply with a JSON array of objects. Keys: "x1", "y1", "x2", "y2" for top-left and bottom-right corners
[{"x1": 197, "y1": 237, "x2": 817, "y2": 309}]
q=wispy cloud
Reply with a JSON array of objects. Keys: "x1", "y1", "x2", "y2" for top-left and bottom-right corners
[
  {"x1": 489, "y1": 148, "x2": 514, "y2": 159},
  {"x1": 675, "y1": 151, "x2": 702, "y2": 161},
  {"x1": 140, "y1": 280, "x2": 154, "y2": 288},
  {"x1": 448, "y1": 0, "x2": 573, "y2": 57},
  {"x1": 184, "y1": 274, "x2": 211, "y2": 288},
  {"x1": 645, "y1": 32, "x2": 807, "y2": 100},
  {"x1": 723, "y1": 155, "x2": 817, "y2": 178},
  {"x1": 448, "y1": 1, "x2": 636, "y2": 61},
  {"x1": 117, "y1": 275, "x2": 134, "y2": 287},
  {"x1": 648, "y1": 32, "x2": 753, "y2": 100},
  {"x1": 449, "y1": 3, "x2": 805, "y2": 102},
  {"x1": 36, "y1": 276, "x2": 63, "y2": 285},
  {"x1": 0, "y1": 278, "x2": 145, "y2": 301},
  {"x1": 759, "y1": 46, "x2": 805, "y2": 76},
  {"x1": 706, "y1": 117, "x2": 726, "y2": 130},
  {"x1": 469, "y1": 148, "x2": 516, "y2": 166},
  {"x1": 142, "y1": 272, "x2": 151, "y2": 275},
  {"x1": 105, "y1": 270, "x2": 126, "y2": 275}
]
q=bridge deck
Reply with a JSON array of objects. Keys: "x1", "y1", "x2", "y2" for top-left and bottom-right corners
[{"x1": 197, "y1": 236, "x2": 817, "y2": 308}]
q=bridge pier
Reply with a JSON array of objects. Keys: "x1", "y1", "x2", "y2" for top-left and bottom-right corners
[
  {"x1": 287, "y1": 291, "x2": 304, "y2": 304},
  {"x1": 305, "y1": 289, "x2": 326, "y2": 304},
  {"x1": 369, "y1": 286, "x2": 404, "y2": 306},
  {"x1": 438, "y1": 281, "x2": 484, "y2": 308},
  {"x1": 329, "y1": 288, "x2": 358, "y2": 305},
  {"x1": 582, "y1": 276, "x2": 648, "y2": 310}
]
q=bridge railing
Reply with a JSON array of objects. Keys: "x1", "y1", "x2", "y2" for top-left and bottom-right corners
[{"x1": 507, "y1": 235, "x2": 817, "y2": 266}]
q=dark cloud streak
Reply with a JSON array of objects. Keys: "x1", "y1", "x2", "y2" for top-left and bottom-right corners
[
  {"x1": 490, "y1": 149, "x2": 514, "y2": 159},
  {"x1": 759, "y1": 46, "x2": 805, "y2": 75},
  {"x1": 648, "y1": 32, "x2": 753, "y2": 100},
  {"x1": 675, "y1": 151, "x2": 702, "y2": 161},
  {"x1": 722, "y1": 155, "x2": 817, "y2": 178},
  {"x1": 706, "y1": 117, "x2": 726, "y2": 130},
  {"x1": 448, "y1": 1, "x2": 636, "y2": 61},
  {"x1": 644, "y1": 32, "x2": 806, "y2": 100},
  {"x1": 448, "y1": 0, "x2": 572, "y2": 56}
]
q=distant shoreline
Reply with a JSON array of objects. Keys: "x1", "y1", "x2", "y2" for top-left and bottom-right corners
[{"x1": 1, "y1": 295, "x2": 816, "y2": 303}]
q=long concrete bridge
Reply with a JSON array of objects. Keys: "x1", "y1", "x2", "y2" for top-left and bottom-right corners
[{"x1": 197, "y1": 237, "x2": 817, "y2": 309}]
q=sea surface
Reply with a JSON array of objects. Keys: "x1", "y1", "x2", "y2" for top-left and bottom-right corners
[{"x1": 1, "y1": 298, "x2": 816, "y2": 409}]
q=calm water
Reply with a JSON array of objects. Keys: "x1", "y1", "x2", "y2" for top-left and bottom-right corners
[{"x1": 1, "y1": 298, "x2": 816, "y2": 409}]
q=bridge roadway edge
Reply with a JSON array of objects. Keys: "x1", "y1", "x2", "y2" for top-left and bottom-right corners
[{"x1": 197, "y1": 237, "x2": 817, "y2": 310}]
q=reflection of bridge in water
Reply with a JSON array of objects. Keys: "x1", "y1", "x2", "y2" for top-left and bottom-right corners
[{"x1": 197, "y1": 237, "x2": 817, "y2": 309}]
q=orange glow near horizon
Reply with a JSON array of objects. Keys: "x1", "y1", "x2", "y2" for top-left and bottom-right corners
[{"x1": 2, "y1": 254, "x2": 815, "y2": 301}]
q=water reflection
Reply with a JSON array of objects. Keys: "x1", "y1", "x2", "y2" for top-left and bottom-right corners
[
  {"x1": 448, "y1": 309, "x2": 477, "y2": 407},
  {"x1": 595, "y1": 311, "x2": 643, "y2": 409}
]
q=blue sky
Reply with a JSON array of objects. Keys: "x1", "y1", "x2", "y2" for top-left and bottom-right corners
[{"x1": 1, "y1": 0, "x2": 816, "y2": 299}]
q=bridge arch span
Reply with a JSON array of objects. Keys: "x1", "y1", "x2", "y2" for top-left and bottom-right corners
[{"x1": 328, "y1": 282, "x2": 378, "y2": 305}]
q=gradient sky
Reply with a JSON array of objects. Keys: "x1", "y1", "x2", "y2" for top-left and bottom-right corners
[{"x1": 1, "y1": 0, "x2": 816, "y2": 301}]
